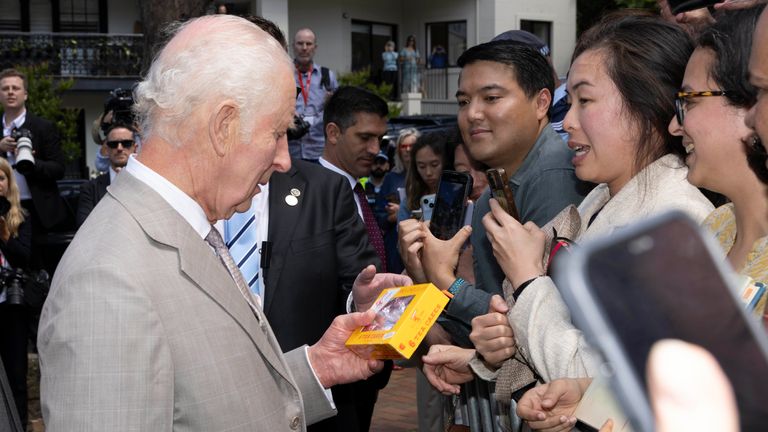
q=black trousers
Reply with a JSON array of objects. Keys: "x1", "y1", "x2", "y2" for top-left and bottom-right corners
[{"x1": 0, "y1": 303, "x2": 29, "y2": 428}]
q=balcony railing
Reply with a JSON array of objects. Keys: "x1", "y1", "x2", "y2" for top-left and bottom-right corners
[{"x1": 0, "y1": 32, "x2": 144, "y2": 78}]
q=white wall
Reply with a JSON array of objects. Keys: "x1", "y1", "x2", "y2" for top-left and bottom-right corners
[{"x1": 490, "y1": 0, "x2": 577, "y2": 77}]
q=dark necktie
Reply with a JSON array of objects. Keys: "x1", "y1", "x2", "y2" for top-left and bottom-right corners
[{"x1": 354, "y1": 183, "x2": 387, "y2": 272}]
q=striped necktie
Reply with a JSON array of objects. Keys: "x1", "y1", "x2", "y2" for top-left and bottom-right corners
[
  {"x1": 224, "y1": 209, "x2": 262, "y2": 298},
  {"x1": 205, "y1": 226, "x2": 261, "y2": 311}
]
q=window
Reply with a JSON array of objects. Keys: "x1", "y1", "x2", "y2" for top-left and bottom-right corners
[
  {"x1": 351, "y1": 20, "x2": 397, "y2": 74},
  {"x1": 57, "y1": 0, "x2": 103, "y2": 32},
  {"x1": 520, "y1": 20, "x2": 552, "y2": 54},
  {"x1": 425, "y1": 21, "x2": 466, "y2": 68},
  {"x1": 0, "y1": 0, "x2": 22, "y2": 31}
]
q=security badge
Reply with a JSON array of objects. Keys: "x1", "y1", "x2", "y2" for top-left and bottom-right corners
[{"x1": 285, "y1": 188, "x2": 301, "y2": 206}]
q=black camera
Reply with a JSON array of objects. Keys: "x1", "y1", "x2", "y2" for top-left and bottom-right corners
[
  {"x1": 101, "y1": 88, "x2": 136, "y2": 134},
  {"x1": 287, "y1": 115, "x2": 311, "y2": 140},
  {"x1": 10, "y1": 127, "x2": 35, "y2": 173},
  {"x1": 0, "y1": 268, "x2": 50, "y2": 308}
]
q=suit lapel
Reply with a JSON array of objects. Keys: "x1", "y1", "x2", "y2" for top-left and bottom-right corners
[
  {"x1": 264, "y1": 166, "x2": 306, "y2": 315},
  {"x1": 108, "y1": 171, "x2": 294, "y2": 385}
]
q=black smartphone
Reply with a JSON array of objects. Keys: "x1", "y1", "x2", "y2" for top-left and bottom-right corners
[
  {"x1": 554, "y1": 211, "x2": 768, "y2": 432},
  {"x1": 429, "y1": 170, "x2": 472, "y2": 240},
  {"x1": 667, "y1": 0, "x2": 718, "y2": 14},
  {"x1": 486, "y1": 168, "x2": 519, "y2": 220}
]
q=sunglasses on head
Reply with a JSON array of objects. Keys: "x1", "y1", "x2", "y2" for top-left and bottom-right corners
[{"x1": 105, "y1": 139, "x2": 135, "y2": 149}]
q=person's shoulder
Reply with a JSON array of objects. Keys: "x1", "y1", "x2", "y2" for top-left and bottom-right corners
[
  {"x1": 23, "y1": 112, "x2": 56, "y2": 129},
  {"x1": 291, "y1": 159, "x2": 347, "y2": 186}
]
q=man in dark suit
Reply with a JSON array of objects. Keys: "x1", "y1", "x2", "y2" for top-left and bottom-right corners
[
  {"x1": 76, "y1": 124, "x2": 137, "y2": 227},
  {"x1": 223, "y1": 158, "x2": 387, "y2": 431},
  {"x1": 0, "y1": 68, "x2": 67, "y2": 268}
]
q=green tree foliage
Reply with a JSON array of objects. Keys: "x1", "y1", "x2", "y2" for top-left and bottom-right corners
[
  {"x1": 2, "y1": 64, "x2": 80, "y2": 161},
  {"x1": 338, "y1": 68, "x2": 402, "y2": 117},
  {"x1": 615, "y1": 0, "x2": 658, "y2": 8}
]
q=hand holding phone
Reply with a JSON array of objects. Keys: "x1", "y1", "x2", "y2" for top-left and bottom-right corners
[
  {"x1": 429, "y1": 171, "x2": 472, "y2": 240},
  {"x1": 486, "y1": 168, "x2": 519, "y2": 221},
  {"x1": 555, "y1": 211, "x2": 768, "y2": 432}
]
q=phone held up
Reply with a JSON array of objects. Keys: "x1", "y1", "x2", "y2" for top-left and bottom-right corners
[
  {"x1": 428, "y1": 170, "x2": 473, "y2": 241},
  {"x1": 554, "y1": 211, "x2": 768, "y2": 432},
  {"x1": 486, "y1": 168, "x2": 519, "y2": 220}
]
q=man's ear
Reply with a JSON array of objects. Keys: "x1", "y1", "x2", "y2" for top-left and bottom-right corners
[
  {"x1": 534, "y1": 88, "x2": 553, "y2": 121},
  {"x1": 325, "y1": 122, "x2": 341, "y2": 146},
  {"x1": 209, "y1": 101, "x2": 238, "y2": 157}
]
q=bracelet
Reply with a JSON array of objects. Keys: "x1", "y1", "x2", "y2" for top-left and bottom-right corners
[
  {"x1": 513, "y1": 276, "x2": 541, "y2": 301},
  {"x1": 446, "y1": 277, "x2": 467, "y2": 298}
]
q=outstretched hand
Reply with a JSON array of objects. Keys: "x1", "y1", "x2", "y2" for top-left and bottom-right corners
[
  {"x1": 422, "y1": 344, "x2": 476, "y2": 395},
  {"x1": 516, "y1": 378, "x2": 591, "y2": 431},
  {"x1": 308, "y1": 310, "x2": 384, "y2": 388},
  {"x1": 352, "y1": 265, "x2": 413, "y2": 312}
]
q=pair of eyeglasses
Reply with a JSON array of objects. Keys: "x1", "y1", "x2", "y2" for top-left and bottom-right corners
[
  {"x1": 674, "y1": 90, "x2": 728, "y2": 125},
  {"x1": 105, "y1": 139, "x2": 135, "y2": 149}
]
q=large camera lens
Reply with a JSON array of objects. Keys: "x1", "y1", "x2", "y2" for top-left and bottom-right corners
[{"x1": 5, "y1": 278, "x2": 25, "y2": 306}]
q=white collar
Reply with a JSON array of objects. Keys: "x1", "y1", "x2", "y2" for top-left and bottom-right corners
[{"x1": 123, "y1": 155, "x2": 213, "y2": 240}]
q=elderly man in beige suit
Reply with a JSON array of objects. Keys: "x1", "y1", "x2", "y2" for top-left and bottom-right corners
[{"x1": 37, "y1": 14, "x2": 409, "y2": 432}]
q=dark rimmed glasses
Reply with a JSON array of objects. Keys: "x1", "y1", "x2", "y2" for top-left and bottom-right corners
[
  {"x1": 674, "y1": 90, "x2": 728, "y2": 125},
  {"x1": 105, "y1": 139, "x2": 135, "y2": 149}
]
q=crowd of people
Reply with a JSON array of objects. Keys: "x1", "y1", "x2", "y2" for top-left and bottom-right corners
[{"x1": 2, "y1": 0, "x2": 768, "y2": 431}]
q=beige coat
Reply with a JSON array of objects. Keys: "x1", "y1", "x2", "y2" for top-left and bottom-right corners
[
  {"x1": 510, "y1": 154, "x2": 714, "y2": 381},
  {"x1": 38, "y1": 171, "x2": 335, "y2": 431}
]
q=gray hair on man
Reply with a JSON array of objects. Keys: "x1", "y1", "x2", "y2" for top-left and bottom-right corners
[{"x1": 134, "y1": 14, "x2": 292, "y2": 145}]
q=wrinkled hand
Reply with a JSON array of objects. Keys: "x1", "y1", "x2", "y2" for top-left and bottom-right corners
[
  {"x1": 421, "y1": 224, "x2": 473, "y2": 290},
  {"x1": 386, "y1": 202, "x2": 400, "y2": 223},
  {"x1": 470, "y1": 295, "x2": 515, "y2": 369},
  {"x1": 714, "y1": 0, "x2": 766, "y2": 10},
  {"x1": 516, "y1": 378, "x2": 591, "y2": 432},
  {"x1": 352, "y1": 264, "x2": 413, "y2": 312},
  {"x1": 398, "y1": 219, "x2": 428, "y2": 283},
  {"x1": 649, "y1": 340, "x2": 737, "y2": 432},
  {"x1": 308, "y1": 310, "x2": 385, "y2": 388},
  {"x1": 482, "y1": 199, "x2": 545, "y2": 288},
  {"x1": 422, "y1": 344, "x2": 475, "y2": 395},
  {"x1": 0, "y1": 136, "x2": 16, "y2": 153}
]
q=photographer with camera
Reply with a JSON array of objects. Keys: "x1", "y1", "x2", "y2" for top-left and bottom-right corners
[
  {"x1": 0, "y1": 156, "x2": 32, "y2": 429},
  {"x1": 77, "y1": 123, "x2": 137, "y2": 227},
  {"x1": 0, "y1": 68, "x2": 67, "y2": 271},
  {"x1": 92, "y1": 88, "x2": 140, "y2": 173}
]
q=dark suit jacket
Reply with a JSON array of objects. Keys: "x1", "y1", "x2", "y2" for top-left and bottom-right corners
[
  {"x1": 15, "y1": 113, "x2": 66, "y2": 230},
  {"x1": 263, "y1": 160, "x2": 387, "y2": 432},
  {"x1": 76, "y1": 173, "x2": 110, "y2": 227}
]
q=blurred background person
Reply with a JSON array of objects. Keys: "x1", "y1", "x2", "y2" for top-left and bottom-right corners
[
  {"x1": 0, "y1": 157, "x2": 31, "y2": 428},
  {"x1": 400, "y1": 35, "x2": 421, "y2": 94},
  {"x1": 376, "y1": 127, "x2": 419, "y2": 274},
  {"x1": 397, "y1": 133, "x2": 451, "y2": 222},
  {"x1": 382, "y1": 40, "x2": 399, "y2": 100}
]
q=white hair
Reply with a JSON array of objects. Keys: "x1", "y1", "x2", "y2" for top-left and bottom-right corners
[
  {"x1": 393, "y1": 127, "x2": 421, "y2": 173},
  {"x1": 134, "y1": 15, "x2": 292, "y2": 145}
]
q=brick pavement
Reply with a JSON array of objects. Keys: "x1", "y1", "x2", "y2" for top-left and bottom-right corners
[{"x1": 370, "y1": 367, "x2": 419, "y2": 432}]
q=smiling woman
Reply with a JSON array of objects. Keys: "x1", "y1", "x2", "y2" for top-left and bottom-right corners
[
  {"x1": 472, "y1": 11, "x2": 715, "y2": 384},
  {"x1": 668, "y1": 6, "x2": 768, "y2": 324}
]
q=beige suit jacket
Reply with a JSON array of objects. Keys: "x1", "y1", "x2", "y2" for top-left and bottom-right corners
[{"x1": 38, "y1": 171, "x2": 335, "y2": 431}]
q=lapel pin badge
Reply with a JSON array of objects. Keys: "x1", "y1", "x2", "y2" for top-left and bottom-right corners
[
  {"x1": 285, "y1": 195, "x2": 299, "y2": 206},
  {"x1": 290, "y1": 188, "x2": 301, "y2": 197}
]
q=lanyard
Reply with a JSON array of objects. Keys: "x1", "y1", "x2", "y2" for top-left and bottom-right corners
[{"x1": 296, "y1": 66, "x2": 312, "y2": 106}]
